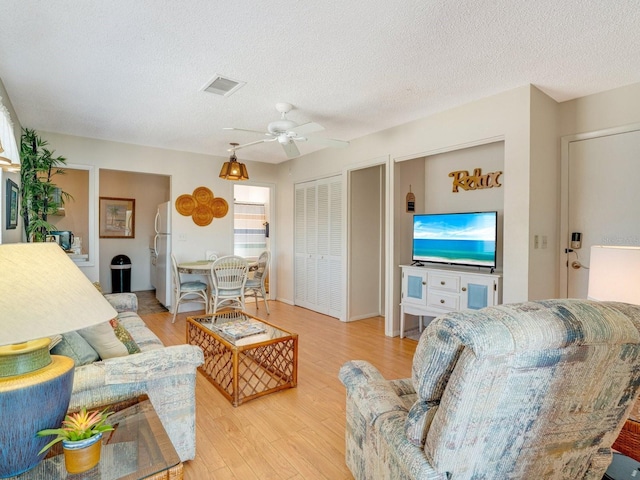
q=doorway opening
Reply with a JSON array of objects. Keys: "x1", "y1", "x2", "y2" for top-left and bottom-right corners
[{"x1": 233, "y1": 184, "x2": 273, "y2": 296}]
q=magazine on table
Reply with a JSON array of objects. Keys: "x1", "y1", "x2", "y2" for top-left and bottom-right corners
[{"x1": 210, "y1": 319, "x2": 266, "y2": 339}]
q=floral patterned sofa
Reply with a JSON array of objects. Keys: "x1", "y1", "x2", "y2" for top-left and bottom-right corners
[
  {"x1": 339, "y1": 299, "x2": 640, "y2": 479},
  {"x1": 61, "y1": 292, "x2": 204, "y2": 462}
]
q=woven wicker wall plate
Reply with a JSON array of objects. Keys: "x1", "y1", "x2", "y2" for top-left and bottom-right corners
[
  {"x1": 176, "y1": 195, "x2": 197, "y2": 216},
  {"x1": 210, "y1": 198, "x2": 229, "y2": 218},
  {"x1": 176, "y1": 186, "x2": 227, "y2": 226},
  {"x1": 193, "y1": 186, "x2": 214, "y2": 205},
  {"x1": 192, "y1": 205, "x2": 214, "y2": 226}
]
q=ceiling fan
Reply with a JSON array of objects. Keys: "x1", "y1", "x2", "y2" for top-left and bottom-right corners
[{"x1": 224, "y1": 102, "x2": 349, "y2": 158}]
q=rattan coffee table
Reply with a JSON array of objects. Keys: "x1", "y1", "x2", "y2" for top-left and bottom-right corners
[{"x1": 187, "y1": 310, "x2": 298, "y2": 406}]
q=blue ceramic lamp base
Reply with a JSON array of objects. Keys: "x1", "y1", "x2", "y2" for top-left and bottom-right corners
[{"x1": 0, "y1": 340, "x2": 74, "y2": 478}]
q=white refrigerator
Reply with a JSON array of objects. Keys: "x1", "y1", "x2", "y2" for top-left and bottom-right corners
[{"x1": 154, "y1": 201, "x2": 172, "y2": 308}]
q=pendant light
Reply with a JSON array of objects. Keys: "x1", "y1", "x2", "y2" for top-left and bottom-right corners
[{"x1": 219, "y1": 143, "x2": 249, "y2": 181}]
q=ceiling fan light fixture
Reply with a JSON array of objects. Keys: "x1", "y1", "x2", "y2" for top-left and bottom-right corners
[{"x1": 219, "y1": 144, "x2": 249, "y2": 181}]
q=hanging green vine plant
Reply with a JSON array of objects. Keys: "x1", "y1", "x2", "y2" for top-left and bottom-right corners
[{"x1": 19, "y1": 128, "x2": 71, "y2": 242}]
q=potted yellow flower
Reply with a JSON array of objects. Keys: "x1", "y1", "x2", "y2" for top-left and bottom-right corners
[{"x1": 37, "y1": 408, "x2": 114, "y2": 474}]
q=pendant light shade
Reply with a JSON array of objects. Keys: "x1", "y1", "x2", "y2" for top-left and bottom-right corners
[{"x1": 219, "y1": 143, "x2": 249, "y2": 181}]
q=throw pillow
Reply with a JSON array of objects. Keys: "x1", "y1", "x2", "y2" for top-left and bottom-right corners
[
  {"x1": 51, "y1": 331, "x2": 100, "y2": 366},
  {"x1": 78, "y1": 318, "x2": 140, "y2": 359},
  {"x1": 109, "y1": 318, "x2": 141, "y2": 355},
  {"x1": 48, "y1": 334, "x2": 63, "y2": 350}
]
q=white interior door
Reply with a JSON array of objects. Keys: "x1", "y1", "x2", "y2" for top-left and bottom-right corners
[{"x1": 564, "y1": 127, "x2": 640, "y2": 298}]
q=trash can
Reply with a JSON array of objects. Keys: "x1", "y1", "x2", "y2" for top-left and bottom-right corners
[
  {"x1": 111, "y1": 255, "x2": 132, "y2": 293},
  {"x1": 603, "y1": 452, "x2": 640, "y2": 479}
]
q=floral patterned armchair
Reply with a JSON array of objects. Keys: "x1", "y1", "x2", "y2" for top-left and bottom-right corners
[{"x1": 339, "y1": 299, "x2": 640, "y2": 479}]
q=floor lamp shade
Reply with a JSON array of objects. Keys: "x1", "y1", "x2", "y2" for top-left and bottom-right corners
[
  {"x1": 587, "y1": 245, "x2": 640, "y2": 304},
  {"x1": 0, "y1": 243, "x2": 118, "y2": 477}
]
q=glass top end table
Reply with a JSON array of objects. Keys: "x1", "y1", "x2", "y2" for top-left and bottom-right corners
[{"x1": 11, "y1": 396, "x2": 182, "y2": 480}]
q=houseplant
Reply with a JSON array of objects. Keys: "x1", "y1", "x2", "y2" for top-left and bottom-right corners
[
  {"x1": 19, "y1": 128, "x2": 71, "y2": 242},
  {"x1": 37, "y1": 408, "x2": 114, "y2": 474}
]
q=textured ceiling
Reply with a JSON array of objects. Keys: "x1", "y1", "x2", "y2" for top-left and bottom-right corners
[{"x1": 0, "y1": 1, "x2": 639, "y2": 164}]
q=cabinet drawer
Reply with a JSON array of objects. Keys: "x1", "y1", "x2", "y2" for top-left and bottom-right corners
[
  {"x1": 427, "y1": 292, "x2": 460, "y2": 311},
  {"x1": 428, "y1": 273, "x2": 460, "y2": 293}
]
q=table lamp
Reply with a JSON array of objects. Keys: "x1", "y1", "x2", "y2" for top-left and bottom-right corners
[
  {"x1": 587, "y1": 245, "x2": 640, "y2": 304},
  {"x1": 0, "y1": 243, "x2": 117, "y2": 477}
]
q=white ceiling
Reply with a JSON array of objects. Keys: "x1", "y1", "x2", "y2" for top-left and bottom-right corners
[{"x1": 0, "y1": 1, "x2": 639, "y2": 164}]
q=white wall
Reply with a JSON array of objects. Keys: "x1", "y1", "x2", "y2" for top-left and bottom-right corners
[
  {"x1": 396, "y1": 159, "x2": 425, "y2": 266},
  {"x1": 35, "y1": 131, "x2": 279, "y2": 283},
  {"x1": 529, "y1": 87, "x2": 560, "y2": 300},
  {"x1": 559, "y1": 82, "x2": 640, "y2": 136},
  {"x1": 0, "y1": 78, "x2": 21, "y2": 244},
  {"x1": 423, "y1": 141, "x2": 504, "y2": 214},
  {"x1": 349, "y1": 165, "x2": 383, "y2": 320}
]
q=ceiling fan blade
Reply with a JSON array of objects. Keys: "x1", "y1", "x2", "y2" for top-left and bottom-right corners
[
  {"x1": 223, "y1": 127, "x2": 268, "y2": 135},
  {"x1": 281, "y1": 140, "x2": 300, "y2": 158},
  {"x1": 305, "y1": 136, "x2": 350, "y2": 148},
  {"x1": 290, "y1": 122, "x2": 324, "y2": 136},
  {"x1": 231, "y1": 139, "x2": 269, "y2": 151}
]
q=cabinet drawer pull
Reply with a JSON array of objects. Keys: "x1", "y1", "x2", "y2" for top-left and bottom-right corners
[
  {"x1": 440, "y1": 299, "x2": 445, "y2": 304},
  {"x1": 461, "y1": 287, "x2": 467, "y2": 292},
  {"x1": 422, "y1": 281, "x2": 426, "y2": 285},
  {"x1": 440, "y1": 281, "x2": 445, "y2": 285}
]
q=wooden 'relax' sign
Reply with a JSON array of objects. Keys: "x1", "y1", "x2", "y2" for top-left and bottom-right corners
[{"x1": 448, "y1": 168, "x2": 502, "y2": 193}]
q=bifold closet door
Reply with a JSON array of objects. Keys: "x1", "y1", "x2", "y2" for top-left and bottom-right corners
[{"x1": 294, "y1": 176, "x2": 343, "y2": 319}]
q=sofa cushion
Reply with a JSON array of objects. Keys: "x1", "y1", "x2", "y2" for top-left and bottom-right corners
[
  {"x1": 117, "y1": 312, "x2": 164, "y2": 352},
  {"x1": 78, "y1": 318, "x2": 140, "y2": 359},
  {"x1": 51, "y1": 331, "x2": 99, "y2": 366}
]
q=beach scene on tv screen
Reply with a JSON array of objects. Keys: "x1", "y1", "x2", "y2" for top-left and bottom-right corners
[{"x1": 413, "y1": 213, "x2": 496, "y2": 267}]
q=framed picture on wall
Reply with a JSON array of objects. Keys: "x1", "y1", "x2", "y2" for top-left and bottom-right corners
[
  {"x1": 5, "y1": 178, "x2": 18, "y2": 229},
  {"x1": 99, "y1": 197, "x2": 135, "y2": 238}
]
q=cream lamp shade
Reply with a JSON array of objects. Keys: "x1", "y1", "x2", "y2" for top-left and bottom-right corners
[
  {"x1": 0, "y1": 97, "x2": 20, "y2": 167},
  {"x1": 587, "y1": 245, "x2": 640, "y2": 304},
  {"x1": 0, "y1": 242, "x2": 117, "y2": 345}
]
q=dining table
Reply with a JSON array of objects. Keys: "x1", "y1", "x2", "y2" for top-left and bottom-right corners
[
  {"x1": 177, "y1": 260, "x2": 214, "y2": 275},
  {"x1": 177, "y1": 259, "x2": 258, "y2": 275},
  {"x1": 177, "y1": 259, "x2": 258, "y2": 313}
]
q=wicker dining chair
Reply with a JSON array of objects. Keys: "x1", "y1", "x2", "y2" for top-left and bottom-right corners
[
  {"x1": 245, "y1": 251, "x2": 270, "y2": 314},
  {"x1": 170, "y1": 254, "x2": 208, "y2": 323},
  {"x1": 209, "y1": 255, "x2": 249, "y2": 313}
]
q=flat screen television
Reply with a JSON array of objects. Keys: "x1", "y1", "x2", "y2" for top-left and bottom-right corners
[{"x1": 412, "y1": 211, "x2": 498, "y2": 268}]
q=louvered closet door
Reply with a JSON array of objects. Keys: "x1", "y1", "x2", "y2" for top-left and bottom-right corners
[
  {"x1": 327, "y1": 178, "x2": 343, "y2": 318},
  {"x1": 294, "y1": 186, "x2": 306, "y2": 305},
  {"x1": 294, "y1": 176, "x2": 343, "y2": 319},
  {"x1": 294, "y1": 182, "x2": 316, "y2": 307}
]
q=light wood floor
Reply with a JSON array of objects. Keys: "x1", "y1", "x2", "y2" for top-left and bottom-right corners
[{"x1": 140, "y1": 300, "x2": 418, "y2": 479}]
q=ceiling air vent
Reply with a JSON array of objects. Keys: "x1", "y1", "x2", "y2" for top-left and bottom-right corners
[{"x1": 202, "y1": 75, "x2": 245, "y2": 97}]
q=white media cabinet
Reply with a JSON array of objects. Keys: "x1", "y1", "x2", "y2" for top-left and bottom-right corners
[{"x1": 400, "y1": 264, "x2": 502, "y2": 338}]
